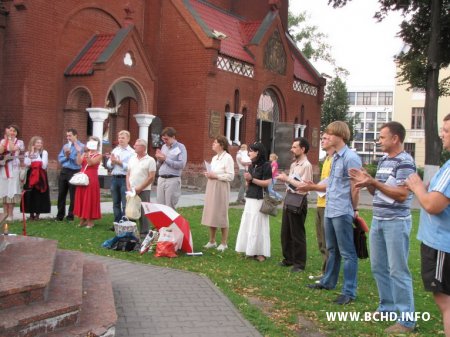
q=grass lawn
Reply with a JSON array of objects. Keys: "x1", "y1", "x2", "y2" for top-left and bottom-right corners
[{"x1": 6, "y1": 208, "x2": 444, "y2": 336}]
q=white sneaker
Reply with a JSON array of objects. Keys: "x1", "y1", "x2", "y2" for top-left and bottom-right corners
[
  {"x1": 140, "y1": 230, "x2": 159, "y2": 255},
  {"x1": 216, "y1": 244, "x2": 228, "y2": 252},
  {"x1": 204, "y1": 241, "x2": 217, "y2": 249}
]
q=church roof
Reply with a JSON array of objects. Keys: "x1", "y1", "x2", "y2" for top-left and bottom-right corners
[
  {"x1": 65, "y1": 27, "x2": 132, "y2": 76},
  {"x1": 187, "y1": 0, "x2": 257, "y2": 64}
]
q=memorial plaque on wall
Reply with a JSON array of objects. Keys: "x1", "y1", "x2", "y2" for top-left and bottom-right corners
[
  {"x1": 312, "y1": 127, "x2": 319, "y2": 148},
  {"x1": 273, "y1": 122, "x2": 294, "y2": 170},
  {"x1": 150, "y1": 116, "x2": 163, "y2": 148},
  {"x1": 209, "y1": 110, "x2": 221, "y2": 138}
]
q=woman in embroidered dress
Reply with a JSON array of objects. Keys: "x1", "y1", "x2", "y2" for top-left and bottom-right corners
[
  {"x1": 201, "y1": 135, "x2": 235, "y2": 252},
  {"x1": 21, "y1": 136, "x2": 51, "y2": 220},
  {"x1": 73, "y1": 136, "x2": 102, "y2": 228},
  {"x1": 235, "y1": 142, "x2": 272, "y2": 262},
  {"x1": 0, "y1": 124, "x2": 25, "y2": 221}
]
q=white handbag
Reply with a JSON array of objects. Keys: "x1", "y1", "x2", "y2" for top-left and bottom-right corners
[{"x1": 69, "y1": 164, "x2": 89, "y2": 186}]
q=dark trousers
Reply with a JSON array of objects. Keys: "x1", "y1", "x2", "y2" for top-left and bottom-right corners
[
  {"x1": 57, "y1": 168, "x2": 78, "y2": 219},
  {"x1": 280, "y1": 200, "x2": 308, "y2": 268}
]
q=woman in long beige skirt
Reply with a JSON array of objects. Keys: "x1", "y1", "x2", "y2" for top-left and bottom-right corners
[{"x1": 201, "y1": 135, "x2": 235, "y2": 252}]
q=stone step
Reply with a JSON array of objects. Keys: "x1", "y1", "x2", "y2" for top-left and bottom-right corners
[
  {"x1": 46, "y1": 260, "x2": 117, "y2": 337},
  {"x1": 0, "y1": 236, "x2": 58, "y2": 310},
  {"x1": 0, "y1": 250, "x2": 84, "y2": 337}
]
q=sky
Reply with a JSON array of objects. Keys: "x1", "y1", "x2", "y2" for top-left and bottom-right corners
[{"x1": 289, "y1": 0, "x2": 405, "y2": 89}]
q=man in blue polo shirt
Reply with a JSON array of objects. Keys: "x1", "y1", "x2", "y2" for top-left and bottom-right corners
[
  {"x1": 350, "y1": 122, "x2": 416, "y2": 333},
  {"x1": 406, "y1": 113, "x2": 450, "y2": 336},
  {"x1": 305, "y1": 121, "x2": 361, "y2": 305},
  {"x1": 56, "y1": 128, "x2": 84, "y2": 221}
]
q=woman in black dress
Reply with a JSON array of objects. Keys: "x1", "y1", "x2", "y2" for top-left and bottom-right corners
[{"x1": 22, "y1": 136, "x2": 51, "y2": 220}]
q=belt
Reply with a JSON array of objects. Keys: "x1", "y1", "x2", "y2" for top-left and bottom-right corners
[
  {"x1": 62, "y1": 167, "x2": 79, "y2": 172},
  {"x1": 113, "y1": 175, "x2": 126, "y2": 178},
  {"x1": 159, "y1": 175, "x2": 179, "y2": 179}
]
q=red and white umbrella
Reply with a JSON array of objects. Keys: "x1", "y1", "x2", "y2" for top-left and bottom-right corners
[{"x1": 142, "y1": 202, "x2": 193, "y2": 253}]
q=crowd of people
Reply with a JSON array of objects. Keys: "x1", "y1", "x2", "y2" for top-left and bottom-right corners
[{"x1": 1, "y1": 115, "x2": 449, "y2": 335}]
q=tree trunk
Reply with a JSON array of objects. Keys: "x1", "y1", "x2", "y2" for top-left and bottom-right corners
[{"x1": 424, "y1": 0, "x2": 442, "y2": 180}]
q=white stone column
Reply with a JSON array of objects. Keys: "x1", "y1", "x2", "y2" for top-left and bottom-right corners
[
  {"x1": 225, "y1": 112, "x2": 235, "y2": 142},
  {"x1": 87, "y1": 108, "x2": 110, "y2": 154},
  {"x1": 134, "y1": 113, "x2": 155, "y2": 141},
  {"x1": 299, "y1": 124, "x2": 307, "y2": 137},
  {"x1": 233, "y1": 113, "x2": 243, "y2": 145},
  {"x1": 294, "y1": 124, "x2": 301, "y2": 138},
  {"x1": 87, "y1": 107, "x2": 110, "y2": 175}
]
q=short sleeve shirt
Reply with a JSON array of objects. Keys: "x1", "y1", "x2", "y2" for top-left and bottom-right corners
[
  {"x1": 325, "y1": 145, "x2": 362, "y2": 218},
  {"x1": 128, "y1": 154, "x2": 156, "y2": 191},
  {"x1": 417, "y1": 159, "x2": 450, "y2": 253},
  {"x1": 246, "y1": 162, "x2": 272, "y2": 199}
]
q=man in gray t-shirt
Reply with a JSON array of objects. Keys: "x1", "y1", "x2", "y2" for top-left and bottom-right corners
[{"x1": 349, "y1": 121, "x2": 416, "y2": 334}]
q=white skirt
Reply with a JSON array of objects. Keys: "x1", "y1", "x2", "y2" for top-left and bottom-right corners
[
  {"x1": 235, "y1": 198, "x2": 271, "y2": 257},
  {"x1": 0, "y1": 166, "x2": 22, "y2": 200}
]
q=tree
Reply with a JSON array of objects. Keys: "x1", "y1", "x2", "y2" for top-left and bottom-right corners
[
  {"x1": 288, "y1": 11, "x2": 349, "y2": 77},
  {"x1": 321, "y1": 76, "x2": 355, "y2": 141},
  {"x1": 328, "y1": 0, "x2": 450, "y2": 174}
]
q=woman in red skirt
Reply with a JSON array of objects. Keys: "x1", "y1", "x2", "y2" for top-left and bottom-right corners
[{"x1": 74, "y1": 136, "x2": 102, "y2": 228}]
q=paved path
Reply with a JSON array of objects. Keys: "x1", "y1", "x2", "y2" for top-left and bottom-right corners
[{"x1": 84, "y1": 254, "x2": 262, "y2": 337}]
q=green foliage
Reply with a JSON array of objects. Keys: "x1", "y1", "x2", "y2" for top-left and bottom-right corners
[
  {"x1": 321, "y1": 76, "x2": 355, "y2": 140},
  {"x1": 288, "y1": 10, "x2": 349, "y2": 77},
  {"x1": 363, "y1": 163, "x2": 378, "y2": 178},
  {"x1": 6, "y1": 207, "x2": 443, "y2": 336},
  {"x1": 288, "y1": 11, "x2": 333, "y2": 63}
]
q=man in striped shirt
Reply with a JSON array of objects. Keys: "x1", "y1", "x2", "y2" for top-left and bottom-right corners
[{"x1": 349, "y1": 121, "x2": 416, "y2": 333}]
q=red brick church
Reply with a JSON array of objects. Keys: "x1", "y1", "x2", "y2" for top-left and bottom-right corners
[{"x1": 0, "y1": 0, "x2": 325, "y2": 184}]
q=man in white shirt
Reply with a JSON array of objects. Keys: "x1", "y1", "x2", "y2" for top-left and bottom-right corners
[
  {"x1": 107, "y1": 130, "x2": 135, "y2": 223},
  {"x1": 127, "y1": 139, "x2": 156, "y2": 235}
]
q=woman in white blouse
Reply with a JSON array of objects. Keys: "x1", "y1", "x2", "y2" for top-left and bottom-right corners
[
  {"x1": 201, "y1": 135, "x2": 235, "y2": 252},
  {"x1": 21, "y1": 136, "x2": 51, "y2": 220},
  {"x1": 0, "y1": 124, "x2": 25, "y2": 221}
]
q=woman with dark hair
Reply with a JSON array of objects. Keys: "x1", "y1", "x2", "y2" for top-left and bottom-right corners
[
  {"x1": 0, "y1": 124, "x2": 25, "y2": 221},
  {"x1": 21, "y1": 136, "x2": 51, "y2": 220},
  {"x1": 201, "y1": 135, "x2": 235, "y2": 252},
  {"x1": 235, "y1": 142, "x2": 273, "y2": 262}
]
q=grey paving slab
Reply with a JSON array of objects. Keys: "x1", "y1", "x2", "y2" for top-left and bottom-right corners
[{"x1": 83, "y1": 254, "x2": 263, "y2": 337}]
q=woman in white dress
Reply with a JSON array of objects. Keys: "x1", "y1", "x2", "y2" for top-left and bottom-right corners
[
  {"x1": 0, "y1": 124, "x2": 25, "y2": 221},
  {"x1": 235, "y1": 142, "x2": 272, "y2": 262},
  {"x1": 201, "y1": 135, "x2": 235, "y2": 252}
]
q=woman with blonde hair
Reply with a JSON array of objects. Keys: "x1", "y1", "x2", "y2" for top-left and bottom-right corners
[
  {"x1": 21, "y1": 136, "x2": 51, "y2": 220},
  {"x1": 202, "y1": 135, "x2": 235, "y2": 252},
  {"x1": 73, "y1": 136, "x2": 102, "y2": 228}
]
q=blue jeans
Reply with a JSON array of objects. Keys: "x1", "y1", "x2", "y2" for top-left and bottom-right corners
[
  {"x1": 111, "y1": 176, "x2": 127, "y2": 222},
  {"x1": 321, "y1": 214, "x2": 358, "y2": 299},
  {"x1": 268, "y1": 178, "x2": 282, "y2": 200},
  {"x1": 370, "y1": 217, "x2": 415, "y2": 328}
]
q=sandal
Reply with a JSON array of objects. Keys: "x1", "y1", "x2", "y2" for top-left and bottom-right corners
[
  {"x1": 255, "y1": 255, "x2": 266, "y2": 262},
  {"x1": 78, "y1": 220, "x2": 87, "y2": 227}
]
